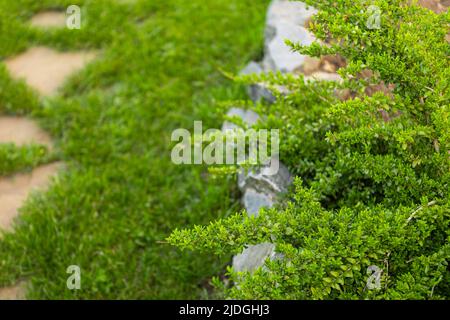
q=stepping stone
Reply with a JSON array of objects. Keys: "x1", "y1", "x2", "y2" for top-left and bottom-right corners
[
  {"x1": 0, "y1": 282, "x2": 25, "y2": 300},
  {"x1": 0, "y1": 162, "x2": 62, "y2": 231},
  {"x1": 4, "y1": 47, "x2": 97, "y2": 96},
  {"x1": 29, "y1": 11, "x2": 66, "y2": 28},
  {"x1": 0, "y1": 116, "x2": 53, "y2": 149}
]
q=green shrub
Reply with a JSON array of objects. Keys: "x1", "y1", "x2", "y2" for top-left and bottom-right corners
[{"x1": 169, "y1": 0, "x2": 450, "y2": 299}]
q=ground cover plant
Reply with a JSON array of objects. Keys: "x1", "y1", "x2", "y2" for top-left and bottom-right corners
[
  {"x1": 0, "y1": 0, "x2": 270, "y2": 299},
  {"x1": 169, "y1": 0, "x2": 450, "y2": 299}
]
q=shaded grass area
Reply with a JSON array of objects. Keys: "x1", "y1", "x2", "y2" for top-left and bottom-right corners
[
  {"x1": 0, "y1": 0, "x2": 269, "y2": 299},
  {"x1": 0, "y1": 144, "x2": 53, "y2": 176}
]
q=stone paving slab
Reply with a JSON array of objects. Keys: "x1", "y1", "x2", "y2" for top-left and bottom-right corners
[
  {"x1": 0, "y1": 162, "x2": 63, "y2": 231},
  {"x1": 5, "y1": 47, "x2": 97, "y2": 96},
  {"x1": 0, "y1": 116, "x2": 53, "y2": 149},
  {"x1": 29, "y1": 11, "x2": 66, "y2": 28}
]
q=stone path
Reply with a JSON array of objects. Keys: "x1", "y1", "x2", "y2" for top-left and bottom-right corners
[
  {"x1": 0, "y1": 11, "x2": 96, "y2": 299},
  {"x1": 0, "y1": 162, "x2": 63, "y2": 231},
  {"x1": 0, "y1": 281, "x2": 25, "y2": 300},
  {"x1": 29, "y1": 11, "x2": 66, "y2": 28},
  {"x1": 0, "y1": 117, "x2": 53, "y2": 149},
  {"x1": 5, "y1": 47, "x2": 96, "y2": 96}
]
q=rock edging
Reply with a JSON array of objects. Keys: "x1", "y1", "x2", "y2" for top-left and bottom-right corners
[{"x1": 223, "y1": 0, "x2": 338, "y2": 273}]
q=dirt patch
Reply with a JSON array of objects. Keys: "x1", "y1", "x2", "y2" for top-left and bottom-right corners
[
  {"x1": 29, "y1": 11, "x2": 66, "y2": 28},
  {"x1": 305, "y1": 71, "x2": 342, "y2": 82},
  {"x1": 5, "y1": 47, "x2": 97, "y2": 96},
  {"x1": 0, "y1": 116, "x2": 53, "y2": 149},
  {"x1": 418, "y1": 0, "x2": 447, "y2": 12},
  {"x1": 0, "y1": 162, "x2": 62, "y2": 231},
  {"x1": 0, "y1": 282, "x2": 26, "y2": 300}
]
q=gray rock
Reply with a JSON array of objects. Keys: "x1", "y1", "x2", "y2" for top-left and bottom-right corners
[
  {"x1": 221, "y1": 107, "x2": 260, "y2": 132},
  {"x1": 242, "y1": 188, "x2": 275, "y2": 216},
  {"x1": 240, "y1": 61, "x2": 276, "y2": 103},
  {"x1": 238, "y1": 158, "x2": 291, "y2": 194},
  {"x1": 224, "y1": 107, "x2": 259, "y2": 127},
  {"x1": 243, "y1": 72, "x2": 341, "y2": 106},
  {"x1": 240, "y1": 61, "x2": 263, "y2": 76},
  {"x1": 266, "y1": 0, "x2": 317, "y2": 28},
  {"x1": 227, "y1": 2, "x2": 320, "y2": 273},
  {"x1": 251, "y1": 85, "x2": 277, "y2": 104},
  {"x1": 265, "y1": 25, "x2": 315, "y2": 73},
  {"x1": 263, "y1": 0, "x2": 317, "y2": 73},
  {"x1": 232, "y1": 243, "x2": 277, "y2": 273},
  {"x1": 231, "y1": 158, "x2": 291, "y2": 273}
]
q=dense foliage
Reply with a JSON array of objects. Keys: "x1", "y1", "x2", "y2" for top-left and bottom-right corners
[{"x1": 169, "y1": 0, "x2": 450, "y2": 299}]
